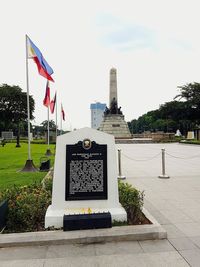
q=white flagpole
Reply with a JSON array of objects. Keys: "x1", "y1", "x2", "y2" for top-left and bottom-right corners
[
  {"x1": 21, "y1": 35, "x2": 37, "y2": 171},
  {"x1": 60, "y1": 103, "x2": 62, "y2": 135},
  {"x1": 47, "y1": 106, "x2": 50, "y2": 148},
  {"x1": 55, "y1": 92, "x2": 58, "y2": 138},
  {"x1": 26, "y1": 35, "x2": 31, "y2": 160},
  {"x1": 45, "y1": 82, "x2": 52, "y2": 156}
]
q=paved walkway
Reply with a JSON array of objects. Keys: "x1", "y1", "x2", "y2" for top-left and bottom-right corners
[
  {"x1": 1, "y1": 143, "x2": 200, "y2": 266},
  {"x1": 118, "y1": 143, "x2": 200, "y2": 267}
]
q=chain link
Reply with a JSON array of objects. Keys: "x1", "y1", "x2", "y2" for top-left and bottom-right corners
[
  {"x1": 121, "y1": 152, "x2": 161, "y2": 162},
  {"x1": 166, "y1": 152, "x2": 200, "y2": 160},
  {"x1": 121, "y1": 150, "x2": 200, "y2": 161}
]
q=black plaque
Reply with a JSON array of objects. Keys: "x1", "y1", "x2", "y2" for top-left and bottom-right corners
[
  {"x1": 65, "y1": 140, "x2": 107, "y2": 200},
  {"x1": 63, "y1": 212, "x2": 112, "y2": 231}
]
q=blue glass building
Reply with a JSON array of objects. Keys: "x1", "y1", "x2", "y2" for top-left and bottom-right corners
[{"x1": 90, "y1": 102, "x2": 106, "y2": 129}]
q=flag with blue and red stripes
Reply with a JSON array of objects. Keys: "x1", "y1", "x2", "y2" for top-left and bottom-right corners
[{"x1": 27, "y1": 36, "x2": 54, "y2": 82}]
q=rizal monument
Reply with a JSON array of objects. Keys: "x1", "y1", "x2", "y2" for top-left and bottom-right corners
[{"x1": 99, "y1": 68, "x2": 131, "y2": 139}]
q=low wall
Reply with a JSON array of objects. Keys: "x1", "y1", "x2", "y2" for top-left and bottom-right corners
[{"x1": 132, "y1": 133, "x2": 175, "y2": 142}]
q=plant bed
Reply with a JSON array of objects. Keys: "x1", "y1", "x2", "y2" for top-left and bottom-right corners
[
  {"x1": 0, "y1": 176, "x2": 151, "y2": 233},
  {"x1": 113, "y1": 212, "x2": 151, "y2": 227},
  {"x1": 0, "y1": 183, "x2": 51, "y2": 233},
  {"x1": 118, "y1": 180, "x2": 151, "y2": 225},
  {"x1": 131, "y1": 212, "x2": 151, "y2": 225}
]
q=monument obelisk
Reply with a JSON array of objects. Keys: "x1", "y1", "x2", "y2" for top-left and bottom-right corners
[
  {"x1": 99, "y1": 68, "x2": 131, "y2": 139},
  {"x1": 109, "y1": 68, "x2": 118, "y2": 108}
]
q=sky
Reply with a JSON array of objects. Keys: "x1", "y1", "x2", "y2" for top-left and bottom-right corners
[{"x1": 1, "y1": 0, "x2": 200, "y2": 130}]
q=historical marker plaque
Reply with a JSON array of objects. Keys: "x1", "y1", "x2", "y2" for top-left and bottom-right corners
[{"x1": 65, "y1": 140, "x2": 107, "y2": 200}]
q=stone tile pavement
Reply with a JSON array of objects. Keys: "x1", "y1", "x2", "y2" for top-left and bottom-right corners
[
  {"x1": 0, "y1": 143, "x2": 200, "y2": 266},
  {"x1": 0, "y1": 241, "x2": 189, "y2": 266},
  {"x1": 118, "y1": 143, "x2": 200, "y2": 267}
]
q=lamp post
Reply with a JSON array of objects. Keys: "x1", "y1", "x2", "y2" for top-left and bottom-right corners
[{"x1": 32, "y1": 126, "x2": 35, "y2": 138}]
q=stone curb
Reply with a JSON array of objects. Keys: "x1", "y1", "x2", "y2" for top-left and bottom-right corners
[{"x1": 0, "y1": 208, "x2": 167, "y2": 248}]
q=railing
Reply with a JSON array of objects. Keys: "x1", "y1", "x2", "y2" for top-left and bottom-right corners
[{"x1": 118, "y1": 147, "x2": 200, "y2": 180}]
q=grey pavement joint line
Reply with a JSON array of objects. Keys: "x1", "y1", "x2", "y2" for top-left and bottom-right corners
[{"x1": 167, "y1": 238, "x2": 193, "y2": 267}]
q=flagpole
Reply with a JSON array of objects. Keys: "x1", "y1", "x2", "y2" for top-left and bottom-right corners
[
  {"x1": 47, "y1": 106, "x2": 50, "y2": 147},
  {"x1": 55, "y1": 92, "x2": 58, "y2": 138},
  {"x1": 45, "y1": 84, "x2": 52, "y2": 156},
  {"x1": 60, "y1": 103, "x2": 62, "y2": 135},
  {"x1": 26, "y1": 35, "x2": 31, "y2": 160},
  {"x1": 21, "y1": 35, "x2": 37, "y2": 172}
]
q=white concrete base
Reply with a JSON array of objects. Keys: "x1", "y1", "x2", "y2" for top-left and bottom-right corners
[
  {"x1": 99, "y1": 114, "x2": 132, "y2": 139},
  {"x1": 45, "y1": 205, "x2": 127, "y2": 228}
]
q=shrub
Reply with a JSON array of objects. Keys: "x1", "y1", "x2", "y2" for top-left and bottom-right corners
[
  {"x1": 1, "y1": 139, "x2": 6, "y2": 147},
  {"x1": 41, "y1": 178, "x2": 145, "y2": 225},
  {"x1": 180, "y1": 139, "x2": 200, "y2": 145},
  {"x1": 118, "y1": 180, "x2": 144, "y2": 224},
  {"x1": 42, "y1": 171, "x2": 53, "y2": 192},
  {"x1": 0, "y1": 183, "x2": 51, "y2": 233},
  {"x1": 0, "y1": 177, "x2": 145, "y2": 233}
]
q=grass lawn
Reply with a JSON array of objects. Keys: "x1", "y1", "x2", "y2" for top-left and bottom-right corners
[
  {"x1": 180, "y1": 139, "x2": 200, "y2": 145},
  {"x1": 0, "y1": 143, "x2": 55, "y2": 190}
]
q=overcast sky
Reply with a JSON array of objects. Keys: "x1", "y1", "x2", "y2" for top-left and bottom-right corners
[{"x1": 1, "y1": 0, "x2": 200, "y2": 130}]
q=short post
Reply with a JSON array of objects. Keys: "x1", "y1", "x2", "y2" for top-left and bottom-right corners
[
  {"x1": 117, "y1": 149, "x2": 126, "y2": 180},
  {"x1": 0, "y1": 200, "x2": 8, "y2": 233},
  {"x1": 158, "y1": 148, "x2": 170, "y2": 179}
]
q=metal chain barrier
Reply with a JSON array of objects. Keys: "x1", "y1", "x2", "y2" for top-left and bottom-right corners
[
  {"x1": 121, "y1": 151, "x2": 161, "y2": 162},
  {"x1": 166, "y1": 152, "x2": 200, "y2": 160},
  {"x1": 120, "y1": 147, "x2": 200, "y2": 180}
]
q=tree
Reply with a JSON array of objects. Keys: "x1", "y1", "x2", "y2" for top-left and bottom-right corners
[
  {"x1": 128, "y1": 82, "x2": 200, "y2": 135},
  {"x1": 175, "y1": 82, "x2": 200, "y2": 107},
  {"x1": 40, "y1": 120, "x2": 56, "y2": 130},
  {"x1": 128, "y1": 101, "x2": 193, "y2": 134},
  {"x1": 128, "y1": 119, "x2": 138, "y2": 134},
  {"x1": 175, "y1": 82, "x2": 200, "y2": 124},
  {"x1": 0, "y1": 84, "x2": 35, "y2": 147}
]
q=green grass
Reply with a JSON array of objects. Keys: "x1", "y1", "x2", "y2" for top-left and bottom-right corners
[
  {"x1": 0, "y1": 143, "x2": 55, "y2": 190},
  {"x1": 180, "y1": 139, "x2": 200, "y2": 145}
]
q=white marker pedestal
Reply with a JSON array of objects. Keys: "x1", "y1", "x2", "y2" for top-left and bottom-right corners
[{"x1": 45, "y1": 127, "x2": 127, "y2": 228}]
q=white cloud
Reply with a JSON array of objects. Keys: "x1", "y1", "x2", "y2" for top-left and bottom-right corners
[{"x1": 1, "y1": 0, "x2": 200, "y2": 129}]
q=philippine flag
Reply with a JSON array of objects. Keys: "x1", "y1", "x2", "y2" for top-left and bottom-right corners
[
  {"x1": 50, "y1": 92, "x2": 56, "y2": 114},
  {"x1": 61, "y1": 103, "x2": 65, "y2": 121},
  {"x1": 43, "y1": 81, "x2": 51, "y2": 107},
  {"x1": 27, "y1": 36, "x2": 54, "y2": 82}
]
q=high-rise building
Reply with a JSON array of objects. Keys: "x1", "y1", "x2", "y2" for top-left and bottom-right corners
[{"x1": 90, "y1": 102, "x2": 106, "y2": 129}]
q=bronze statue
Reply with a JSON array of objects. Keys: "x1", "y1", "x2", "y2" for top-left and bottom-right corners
[
  {"x1": 104, "y1": 106, "x2": 110, "y2": 115},
  {"x1": 110, "y1": 97, "x2": 118, "y2": 114},
  {"x1": 104, "y1": 99, "x2": 123, "y2": 115}
]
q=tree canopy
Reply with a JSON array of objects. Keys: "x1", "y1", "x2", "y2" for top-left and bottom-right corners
[
  {"x1": 176, "y1": 82, "x2": 200, "y2": 107},
  {"x1": 0, "y1": 84, "x2": 35, "y2": 133},
  {"x1": 128, "y1": 82, "x2": 200, "y2": 135},
  {"x1": 40, "y1": 120, "x2": 56, "y2": 130}
]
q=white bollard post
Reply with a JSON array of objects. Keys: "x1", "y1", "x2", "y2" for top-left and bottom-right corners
[
  {"x1": 117, "y1": 149, "x2": 126, "y2": 180},
  {"x1": 158, "y1": 148, "x2": 170, "y2": 179}
]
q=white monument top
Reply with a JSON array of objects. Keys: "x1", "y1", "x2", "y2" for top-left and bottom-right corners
[{"x1": 109, "y1": 68, "x2": 118, "y2": 108}]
